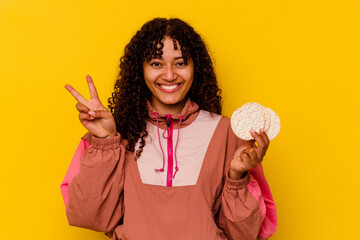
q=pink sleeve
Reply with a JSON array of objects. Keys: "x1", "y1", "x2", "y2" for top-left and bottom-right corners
[
  {"x1": 60, "y1": 138, "x2": 91, "y2": 210},
  {"x1": 249, "y1": 164, "x2": 277, "y2": 238}
]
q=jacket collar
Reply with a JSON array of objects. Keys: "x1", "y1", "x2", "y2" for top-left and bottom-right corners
[{"x1": 147, "y1": 98, "x2": 200, "y2": 129}]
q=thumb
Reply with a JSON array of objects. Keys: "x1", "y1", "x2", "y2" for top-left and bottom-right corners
[
  {"x1": 89, "y1": 110, "x2": 112, "y2": 119},
  {"x1": 233, "y1": 145, "x2": 252, "y2": 158}
]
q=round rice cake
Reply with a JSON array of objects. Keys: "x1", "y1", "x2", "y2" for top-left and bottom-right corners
[
  {"x1": 262, "y1": 107, "x2": 272, "y2": 132},
  {"x1": 231, "y1": 103, "x2": 265, "y2": 140},
  {"x1": 231, "y1": 102, "x2": 280, "y2": 141},
  {"x1": 263, "y1": 107, "x2": 280, "y2": 140}
]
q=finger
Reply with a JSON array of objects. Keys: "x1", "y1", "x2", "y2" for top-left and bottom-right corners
[
  {"x1": 250, "y1": 129, "x2": 267, "y2": 158},
  {"x1": 250, "y1": 129, "x2": 265, "y2": 147},
  {"x1": 257, "y1": 129, "x2": 270, "y2": 158},
  {"x1": 65, "y1": 84, "x2": 88, "y2": 105},
  {"x1": 240, "y1": 152, "x2": 252, "y2": 169},
  {"x1": 79, "y1": 112, "x2": 95, "y2": 121},
  {"x1": 259, "y1": 128, "x2": 270, "y2": 146},
  {"x1": 76, "y1": 102, "x2": 90, "y2": 113},
  {"x1": 243, "y1": 139, "x2": 255, "y2": 148},
  {"x1": 233, "y1": 145, "x2": 251, "y2": 158},
  {"x1": 243, "y1": 148, "x2": 259, "y2": 165},
  {"x1": 89, "y1": 110, "x2": 112, "y2": 119},
  {"x1": 86, "y1": 75, "x2": 99, "y2": 100}
]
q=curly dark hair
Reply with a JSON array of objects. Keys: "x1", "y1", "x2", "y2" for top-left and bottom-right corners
[{"x1": 108, "y1": 17, "x2": 222, "y2": 158}]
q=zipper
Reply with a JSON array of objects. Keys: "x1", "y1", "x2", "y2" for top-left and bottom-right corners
[{"x1": 165, "y1": 115, "x2": 173, "y2": 187}]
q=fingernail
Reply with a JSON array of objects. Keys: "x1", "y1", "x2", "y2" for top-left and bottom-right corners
[
  {"x1": 89, "y1": 111, "x2": 95, "y2": 116},
  {"x1": 250, "y1": 129, "x2": 255, "y2": 134},
  {"x1": 259, "y1": 128, "x2": 264, "y2": 134}
]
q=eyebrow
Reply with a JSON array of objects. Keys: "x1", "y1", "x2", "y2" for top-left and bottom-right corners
[{"x1": 152, "y1": 56, "x2": 184, "y2": 60}]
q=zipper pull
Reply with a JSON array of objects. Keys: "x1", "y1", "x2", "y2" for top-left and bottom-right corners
[{"x1": 165, "y1": 115, "x2": 172, "y2": 127}]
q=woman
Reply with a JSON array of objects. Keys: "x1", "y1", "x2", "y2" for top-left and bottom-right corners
[{"x1": 61, "y1": 17, "x2": 277, "y2": 240}]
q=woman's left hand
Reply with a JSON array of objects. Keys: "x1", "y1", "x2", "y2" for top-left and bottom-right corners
[{"x1": 229, "y1": 128, "x2": 270, "y2": 180}]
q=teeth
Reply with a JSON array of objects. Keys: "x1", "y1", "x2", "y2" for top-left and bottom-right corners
[{"x1": 160, "y1": 84, "x2": 179, "y2": 90}]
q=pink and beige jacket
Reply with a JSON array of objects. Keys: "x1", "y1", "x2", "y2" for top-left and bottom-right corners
[{"x1": 60, "y1": 99, "x2": 277, "y2": 240}]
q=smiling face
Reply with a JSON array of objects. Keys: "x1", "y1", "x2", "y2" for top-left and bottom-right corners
[{"x1": 143, "y1": 37, "x2": 194, "y2": 115}]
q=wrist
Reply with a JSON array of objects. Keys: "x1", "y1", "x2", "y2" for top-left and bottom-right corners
[
  {"x1": 106, "y1": 132, "x2": 117, "y2": 138},
  {"x1": 229, "y1": 168, "x2": 246, "y2": 180},
  {"x1": 91, "y1": 132, "x2": 121, "y2": 150},
  {"x1": 93, "y1": 131, "x2": 117, "y2": 139}
]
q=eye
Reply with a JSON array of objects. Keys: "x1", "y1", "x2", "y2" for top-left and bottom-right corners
[
  {"x1": 150, "y1": 62, "x2": 161, "y2": 67},
  {"x1": 176, "y1": 61, "x2": 185, "y2": 67}
]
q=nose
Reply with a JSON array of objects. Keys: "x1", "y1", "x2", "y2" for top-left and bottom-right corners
[{"x1": 162, "y1": 65, "x2": 177, "y2": 81}]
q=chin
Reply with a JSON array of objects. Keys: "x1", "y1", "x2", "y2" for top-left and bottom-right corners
[{"x1": 160, "y1": 97, "x2": 186, "y2": 106}]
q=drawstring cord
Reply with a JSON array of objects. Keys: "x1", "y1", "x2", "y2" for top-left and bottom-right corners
[
  {"x1": 173, "y1": 115, "x2": 183, "y2": 179},
  {"x1": 154, "y1": 112, "x2": 165, "y2": 172},
  {"x1": 153, "y1": 112, "x2": 183, "y2": 180},
  {"x1": 162, "y1": 115, "x2": 172, "y2": 139}
]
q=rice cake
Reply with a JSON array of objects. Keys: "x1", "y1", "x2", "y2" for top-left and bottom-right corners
[
  {"x1": 231, "y1": 103, "x2": 265, "y2": 140},
  {"x1": 231, "y1": 102, "x2": 280, "y2": 141},
  {"x1": 263, "y1": 107, "x2": 280, "y2": 140}
]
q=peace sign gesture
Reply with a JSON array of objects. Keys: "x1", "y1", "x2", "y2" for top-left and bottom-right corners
[{"x1": 65, "y1": 75, "x2": 116, "y2": 138}]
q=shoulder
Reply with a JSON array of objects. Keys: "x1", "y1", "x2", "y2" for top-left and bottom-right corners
[
  {"x1": 195, "y1": 111, "x2": 237, "y2": 143},
  {"x1": 193, "y1": 110, "x2": 228, "y2": 132},
  {"x1": 200, "y1": 110, "x2": 231, "y2": 127},
  {"x1": 195, "y1": 110, "x2": 233, "y2": 132},
  {"x1": 198, "y1": 109, "x2": 228, "y2": 122},
  {"x1": 203, "y1": 112, "x2": 244, "y2": 147}
]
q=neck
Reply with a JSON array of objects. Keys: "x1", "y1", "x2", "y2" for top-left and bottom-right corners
[{"x1": 150, "y1": 98, "x2": 187, "y2": 115}]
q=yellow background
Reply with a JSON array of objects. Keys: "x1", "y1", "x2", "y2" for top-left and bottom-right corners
[{"x1": 0, "y1": 0, "x2": 359, "y2": 239}]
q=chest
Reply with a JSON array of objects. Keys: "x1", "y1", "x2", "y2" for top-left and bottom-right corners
[{"x1": 135, "y1": 110, "x2": 222, "y2": 187}]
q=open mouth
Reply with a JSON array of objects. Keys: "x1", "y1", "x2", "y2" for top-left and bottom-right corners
[{"x1": 156, "y1": 83, "x2": 183, "y2": 92}]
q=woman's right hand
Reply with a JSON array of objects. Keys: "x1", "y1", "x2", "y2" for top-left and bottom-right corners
[{"x1": 65, "y1": 75, "x2": 117, "y2": 138}]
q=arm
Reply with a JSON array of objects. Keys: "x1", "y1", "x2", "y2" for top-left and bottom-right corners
[
  {"x1": 217, "y1": 171, "x2": 263, "y2": 240},
  {"x1": 217, "y1": 168, "x2": 276, "y2": 240},
  {"x1": 62, "y1": 75, "x2": 123, "y2": 233},
  {"x1": 249, "y1": 164, "x2": 277, "y2": 239},
  {"x1": 216, "y1": 124, "x2": 277, "y2": 240},
  {"x1": 61, "y1": 133, "x2": 126, "y2": 233},
  {"x1": 60, "y1": 135, "x2": 91, "y2": 210}
]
